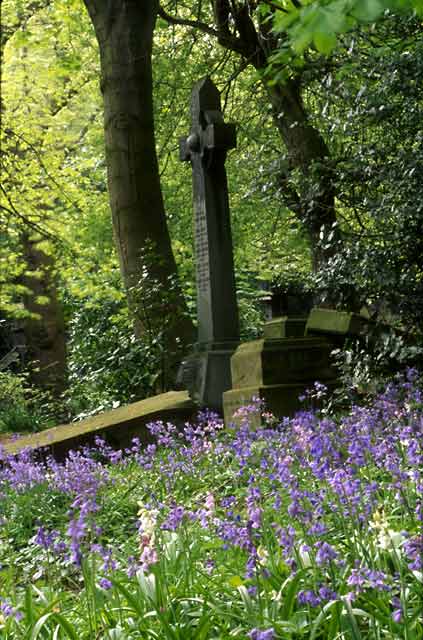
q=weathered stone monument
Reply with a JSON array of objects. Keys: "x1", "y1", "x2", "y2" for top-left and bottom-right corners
[
  {"x1": 177, "y1": 77, "x2": 342, "y2": 418},
  {"x1": 223, "y1": 305, "x2": 379, "y2": 422},
  {"x1": 223, "y1": 333, "x2": 338, "y2": 423},
  {"x1": 178, "y1": 77, "x2": 240, "y2": 409},
  {"x1": 222, "y1": 284, "x2": 340, "y2": 422}
]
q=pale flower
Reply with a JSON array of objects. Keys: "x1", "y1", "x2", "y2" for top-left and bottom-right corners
[
  {"x1": 377, "y1": 529, "x2": 404, "y2": 551},
  {"x1": 299, "y1": 544, "x2": 312, "y2": 568},
  {"x1": 140, "y1": 545, "x2": 158, "y2": 568},
  {"x1": 137, "y1": 505, "x2": 158, "y2": 540},
  {"x1": 257, "y1": 545, "x2": 269, "y2": 565},
  {"x1": 369, "y1": 509, "x2": 404, "y2": 550},
  {"x1": 137, "y1": 504, "x2": 159, "y2": 569},
  {"x1": 205, "y1": 492, "x2": 215, "y2": 513}
]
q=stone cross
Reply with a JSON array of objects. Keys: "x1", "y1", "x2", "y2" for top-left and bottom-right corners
[
  {"x1": 179, "y1": 77, "x2": 239, "y2": 409},
  {"x1": 180, "y1": 76, "x2": 239, "y2": 344}
]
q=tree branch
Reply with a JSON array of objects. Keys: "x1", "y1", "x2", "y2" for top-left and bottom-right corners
[
  {"x1": 158, "y1": 5, "x2": 221, "y2": 38},
  {"x1": 158, "y1": 3, "x2": 249, "y2": 56},
  {"x1": 0, "y1": 189, "x2": 58, "y2": 241}
]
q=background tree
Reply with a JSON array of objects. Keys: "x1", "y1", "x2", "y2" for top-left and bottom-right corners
[
  {"x1": 1, "y1": 1, "x2": 69, "y2": 397},
  {"x1": 80, "y1": 0, "x2": 195, "y2": 385},
  {"x1": 268, "y1": 0, "x2": 423, "y2": 56},
  {"x1": 309, "y1": 15, "x2": 423, "y2": 337}
]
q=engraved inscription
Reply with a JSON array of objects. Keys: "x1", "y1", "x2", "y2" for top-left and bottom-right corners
[{"x1": 195, "y1": 217, "x2": 210, "y2": 293}]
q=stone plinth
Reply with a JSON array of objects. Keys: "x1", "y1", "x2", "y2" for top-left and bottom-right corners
[
  {"x1": 178, "y1": 341, "x2": 239, "y2": 410},
  {"x1": 263, "y1": 316, "x2": 307, "y2": 339},
  {"x1": 3, "y1": 391, "x2": 196, "y2": 460},
  {"x1": 231, "y1": 338, "x2": 336, "y2": 388},
  {"x1": 223, "y1": 383, "x2": 324, "y2": 426},
  {"x1": 223, "y1": 337, "x2": 337, "y2": 424}
]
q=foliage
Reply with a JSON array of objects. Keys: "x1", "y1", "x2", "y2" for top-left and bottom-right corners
[
  {"x1": 1, "y1": 0, "x2": 422, "y2": 421},
  {"x1": 307, "y1": 15, "x2": 423, "y2": 330},
  {"x1": 329, "y1": 333, "x2": 423, "y2": 409},
  {"x1": 269, "y1": 0, "x2": 423, "y2": 59},
  {"x1": 63, "y1": 257, "x2": 167, "y2": 420},
  {"x1": 1, "y1": 373, "x2": 422, "y2": 637},
  {"x1": 0, "y1": 0, "x2": 107, "y2": 323},
  {"x1": 0, "y1": 370, "x2": 58, "y2": 434},
  {"x1": 1, "y1": 0, "x2": 309, "y2": 390}
]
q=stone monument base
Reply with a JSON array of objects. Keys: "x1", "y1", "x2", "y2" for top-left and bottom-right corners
[
  {"x1": 223, "y1": 382, "x2": 318, "y2": 425},
  {"x1": 229, "y1": 337, "x2": 336, "y2": 388},
  {"x1": 263, "y1": 316, "x2": 307, "y2": 339},
  {"x1": 178, "y1": 341, "x2": 239, "y2": 410},
  {"x1": 222, "y1": 335, "x2": 337, "y2": 424}
]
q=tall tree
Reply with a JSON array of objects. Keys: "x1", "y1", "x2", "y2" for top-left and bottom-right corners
[
  {"x1": 1, "y1": 3, "x2": 68, "y2": 397},
  {"x1": 81, "y1": 0, "x2": 194, "y2": 383}
]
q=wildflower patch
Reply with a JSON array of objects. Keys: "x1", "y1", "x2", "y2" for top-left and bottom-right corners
[{"x1": 0, "y1": 374, "x2": 422, "y2": 638}]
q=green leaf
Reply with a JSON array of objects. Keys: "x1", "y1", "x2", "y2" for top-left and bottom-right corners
[
  {"x1": 110, "y1": 578, "x2": 144, "y2": 617},
  {"x1": 30, "y1": 612, "x2": 55, "y2": 639},
  {"x1": 273, "y1": 8, "x2": 300, "y2": 33},
  {"x1": 51, "y1": 613, "x2": 79, "y2": 640},
  {"x1": 314, "y1": 29, "x2": 338, "y2": 54},
  {"x1": 24, "y1": 587, "x2": 35, "y2": 628},
  {"x1": 291, "y1": 28, "x2": 314, "y2": 53},
  {"x1": 228, "y1": 575, "x2": 244, "y2": 587},
  {"x1": 352, "y1": 0, "x2": 385, "y2": 22},
  {"x1": 310, "y1": 601, "x2": 340, "y2": 640},
  {"x1": 281, "y1": 571, "x2": 305, "y2": 619}
]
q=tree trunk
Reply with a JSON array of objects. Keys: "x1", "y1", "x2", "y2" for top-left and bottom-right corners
[
  {"x1": 82, "y1": 0, "x2": 195, "y2": 387},
  {"x1": 21, "y1": 235, "x2": 67, "y2": 398},
  {"x1": 263, "y1": 77, "x2": 338, "y2": 273}
]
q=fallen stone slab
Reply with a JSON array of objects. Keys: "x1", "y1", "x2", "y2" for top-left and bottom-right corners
[{"x1": 2, "y1": 391, "x2": 197, "y2": 460}]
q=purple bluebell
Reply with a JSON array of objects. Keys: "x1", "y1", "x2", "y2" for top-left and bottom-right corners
[
  {"x1": 99, "y1": 577, "x2": 112, "y2": 590},
  {"x1": 248, "y1": 628, "x2": 275, "y2": 640},
  {"x1": 315, "y1": 541, "x2": 338, "y2": 566},
  {"x1": 297, "y1": 590, "x2": 321, "y2": 607}
]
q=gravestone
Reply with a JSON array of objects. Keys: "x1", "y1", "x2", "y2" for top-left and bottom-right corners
[
  {"x1": 223, "y1": 303, "x2": 339, "y2": 422},
  {"x1": 178, "y1": 77, "x2": 239, "y2": 409}
]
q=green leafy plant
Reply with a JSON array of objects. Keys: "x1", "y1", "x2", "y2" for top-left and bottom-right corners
[{"x1": 0, "y1": 370, "x2": 57, "y2": 434}]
